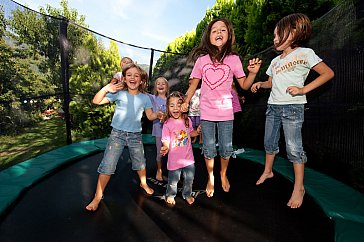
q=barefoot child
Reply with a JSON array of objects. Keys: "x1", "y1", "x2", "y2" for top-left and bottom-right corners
[
  {"x1": 251, "y1": 13, "x2": 334, "y2": 208},
  {"x1": 147, "y1": 76, "x2": 169, "y2": 181},
  {"x1": 182, "y1": 18, "x2": 262, "y2": 197},
  {"x1": 86, "y1": 63, "x2": 162, "y2": 211},
  {"x1": 160, "y1": 91, "x2": 201, "y2": 205}
]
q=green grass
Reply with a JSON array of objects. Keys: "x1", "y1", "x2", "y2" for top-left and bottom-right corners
[{"x1": 0, "y1": 118, "x2": 67, "y2": 171}]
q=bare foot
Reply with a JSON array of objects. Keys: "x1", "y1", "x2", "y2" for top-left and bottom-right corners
[
  {"x1": 185, "y1": 196, "x2": 195, "y2": 205},
  {"x1": 166, "y1": 196, "x2": 176, "y2": 205},
  {"x1": 156, "y1": 169, "x2": 163, "y2": 181},
  {"x1": 85, "y1": 195, "x2": 103, "y2": 211},
  {"x1": 256, "y1": 171, "x2": 274, "y2": 185},
  {"x1": 221, "y1": 173, "x2": 230, "y2": 192},
  {"x1": 287, "y1": 189, "x2": 305, "y2": 208},
  {"x1": 206, "y1": 176, "x2": 214, "y2": 198},
  {"x1": 140, "y1": 183, "x2": 154, "y2": 195}
]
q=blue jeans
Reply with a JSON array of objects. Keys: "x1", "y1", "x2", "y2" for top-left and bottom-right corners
[
  {"x1": 201, "y1": 120, "x2": 233, "y2": 159},
  {"x1": 264, "y1": 104, "x2": 307, "y2": 164},
  {"x1": 166, "y1": 164, "x2": 195, "y2": 199},
  {"x1": 97, "y1": 129, "x2": 146, "y2": 175}
]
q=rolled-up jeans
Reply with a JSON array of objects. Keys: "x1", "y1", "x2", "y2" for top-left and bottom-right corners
[
  {"x1": 264, "y1": 104, "x2": 307, "y2": 164},
  {"x1": 201, "y1": 120, "x2": 233, "y2": 160},
  {"x1": 97, "y1": 128, "x2": 146, "y2": 175}
]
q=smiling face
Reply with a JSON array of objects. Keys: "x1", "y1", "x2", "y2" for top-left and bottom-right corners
[
  {"x1": 209, "y1": 20, "x2": 229, "y2": 50},
  {"x1": 156, "y1": 78, "x2": 168, "y2": 96},
  {"x1": 167, "y1": 96, "x2": 183, "y2": 120},
  {"x1": 124, "y1": 67, "x2": 142, "y2": 93}
]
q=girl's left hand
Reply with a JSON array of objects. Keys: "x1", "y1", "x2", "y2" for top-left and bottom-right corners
[
  {"x1": 286, "y1": 86, "x2": 303, "y2": 96},
  {"x1": 247, "y1": 58, "x2": 262, "y2": 73}
]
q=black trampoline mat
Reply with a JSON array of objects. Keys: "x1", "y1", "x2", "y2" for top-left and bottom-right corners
[{"x1": 0, "y1": 145, "x2": 334, "y2": 242}]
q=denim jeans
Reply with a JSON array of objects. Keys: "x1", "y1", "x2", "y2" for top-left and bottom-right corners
[
  {"x1": 97, "y1": 129, "x2": 146, "y2": 175},
  {"x1": 264, "y1": 104, "x2": 307, "y2": 164},
  {"x1": 165, "y1": 164, "x2": 195, "y2": 199},
  {"x1": 201, "y1": 120, "x2": 233, "y2": 159}
]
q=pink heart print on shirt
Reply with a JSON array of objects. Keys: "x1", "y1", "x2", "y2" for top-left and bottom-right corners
[{"x1": 202, "y1": 63, "x2": 230, "y2": 90}]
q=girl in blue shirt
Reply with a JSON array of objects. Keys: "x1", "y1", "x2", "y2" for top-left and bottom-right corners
[{"x1": 86, "y1": 63, "x2": 162, "y2": 211}]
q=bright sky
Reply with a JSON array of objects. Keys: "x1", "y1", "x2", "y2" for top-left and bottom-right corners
[{"x1": 13, "y1": 0, "x2": 217, "y2": 65}]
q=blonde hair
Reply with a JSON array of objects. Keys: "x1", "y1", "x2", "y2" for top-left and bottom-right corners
[
  {"x1": 153, "y1": 76, "x2": 169, "y2": 96},
  {"x1": 120, "y1": 57, "x2": 133, "y2": 66}
]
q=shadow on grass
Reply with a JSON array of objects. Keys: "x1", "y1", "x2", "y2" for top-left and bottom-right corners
[{"x1": 0, "y1": 118, "x2": 67, "y2": 171}]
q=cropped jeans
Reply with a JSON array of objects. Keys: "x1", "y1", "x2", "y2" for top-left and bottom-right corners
[
  {"x1": 201, "y1": 120, "x2": 233, "y2": 160},
  {"x1": 264, "y1": 104, "x2": 307, "y2": 164},
  {"x1": 97, "y1": 128, "x2": 146, "y2": 175}
]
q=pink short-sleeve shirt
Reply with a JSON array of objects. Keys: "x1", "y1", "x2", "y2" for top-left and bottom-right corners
[
  {"x1": 190, "y1": 54, "x2": 245, "y2": 121},
  {"x1": 161, "y1": 118, "x2": 195, "y2": 171}
]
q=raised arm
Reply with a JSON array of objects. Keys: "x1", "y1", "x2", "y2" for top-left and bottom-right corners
[
  {"x1": 236, "y1": 58, "x2": 262, "y2": 90},
  {"x1": 93, "y1": 82, "x2": 124, "y2": 105}
]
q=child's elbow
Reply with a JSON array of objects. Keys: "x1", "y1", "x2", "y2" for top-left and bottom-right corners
[{"x1": 328, "y1": 69, "x2": 335, "y2": 80}]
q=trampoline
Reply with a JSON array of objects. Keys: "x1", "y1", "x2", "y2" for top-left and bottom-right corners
[{"x1": 0, "y1": 135, "x2": 363, "y2": 242}]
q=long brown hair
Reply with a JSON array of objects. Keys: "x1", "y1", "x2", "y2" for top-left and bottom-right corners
[
  {"x1": 121, "y1": 63, "x2": 148, "y2": 93},
  {"x1": 188, "y1": 18, "x2": 238, "y2": 63},
  {"x1": 164, "y1": 91, "x2": 189, "y2": 128},
  {"x1": 275, "y1": 13, "x2": 312, "y2": 49}
]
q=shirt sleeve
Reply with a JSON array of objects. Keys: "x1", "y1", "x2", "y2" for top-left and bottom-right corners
[
  {"x1": 106, "y1": 91, "x2": 118, "y2": 103},
  {"x1": 144, "y1": 94, "x2": 153, "y2": 110},
  {"x1": 233, "y1": 55, "x2": 246, "y2": 78},
  {"x1": 307, "y1": 48, "x2": 323, "y2": 68},
  {"x1": 266, "y1": 60, "x2": 274, "y2": 77},
  {"x1": 161, "y1": 122, "x2": 171, "y2": 144},
  {"x1": 188, "y1": 118, "x2": 194, "y2": 134},
  {"x1": 189, "y1": 56, "x2": 202, "y2": 79}
]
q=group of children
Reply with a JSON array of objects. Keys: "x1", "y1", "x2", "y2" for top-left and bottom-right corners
[{"x1": 86, "y1": 13, "x2": 334, "y2": 211}]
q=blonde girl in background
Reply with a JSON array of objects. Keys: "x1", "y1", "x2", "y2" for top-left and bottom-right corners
[{"x1": 147, "y1": 77, "x2": 169, "y2": 181}]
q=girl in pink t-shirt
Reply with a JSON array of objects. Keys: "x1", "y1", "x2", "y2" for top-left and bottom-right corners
[
  {"x1": 182, "y1": 18, "x2": 262, "y2": 198},
  {"x1": 161, "y1": 91, "x2": 201, "y2": 206}
]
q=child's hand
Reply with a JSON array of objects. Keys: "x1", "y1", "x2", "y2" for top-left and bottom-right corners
[
  {"x1": 247, "y1": 58, "x2": 262, "y2": 74},
  {"x1": 286, "y1": 86, "x2": 303, "y2": 96},
  {"x1": 251, "y1": 82, "x2": 261, "y2": 93},
  {"x1": 197, "y1": 125, "x2": 202, "y2": 134},
  {"x1": 181, "y1": 102, "x2": 189, "y2": 113},
  {"x1": 160, "y1": 146, "x2": 169, "y2": 156},
  {"x1": 157, "y1": 111, "x2": 165, "y2": 122}
]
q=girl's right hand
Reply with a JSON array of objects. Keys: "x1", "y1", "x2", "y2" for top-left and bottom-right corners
[
  {"x1": 160, "y1": 146, "x2": 169, "y2": 156},
  {"x1": 251, "y1": 82, "x2": 261, "y2": 93}
]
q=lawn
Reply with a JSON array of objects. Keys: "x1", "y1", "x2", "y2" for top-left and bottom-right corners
[{"x1": 0, "y1": 117, "x2": 67, "y2": 171}]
